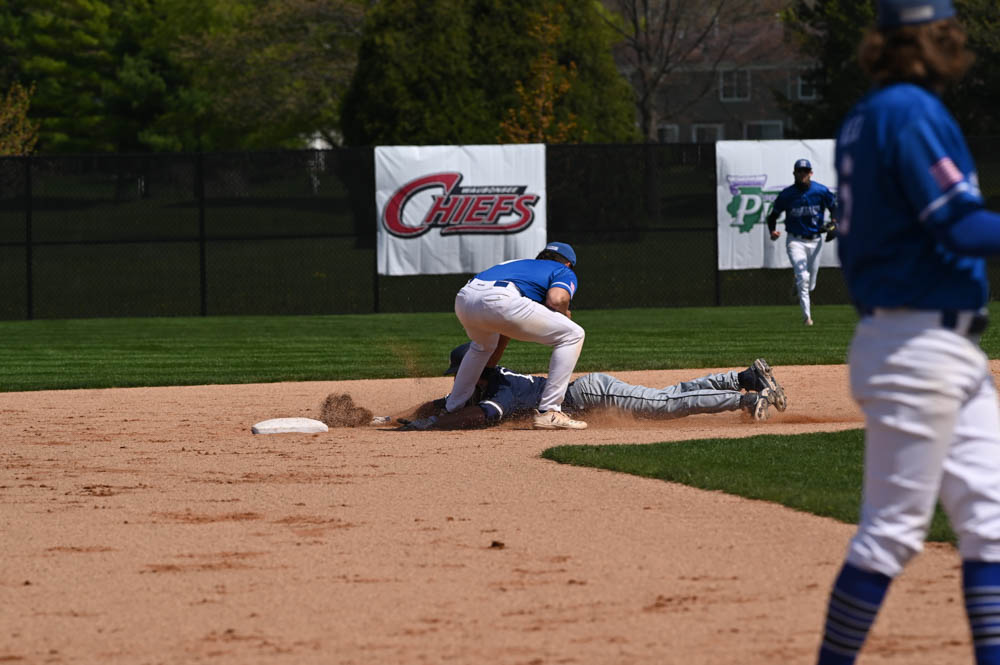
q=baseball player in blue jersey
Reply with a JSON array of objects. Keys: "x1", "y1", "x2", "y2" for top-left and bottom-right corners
[
  {"x1": 766, "y1": 158, "x2": 838, "y2": 325},
  {"x1": 445, "y1": 242, "x2": 586, "y2": 430},
  {"x1": 816, "y1": 2, "x2": 1000, "y2": 664},
  {"x1": 395, "y1": 343, "x2": 787, "y2": 430}
]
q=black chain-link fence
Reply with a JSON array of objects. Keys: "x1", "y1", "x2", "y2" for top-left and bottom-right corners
[{"x1": 2, "y1": 141, "x2": 999, "y2": 319}]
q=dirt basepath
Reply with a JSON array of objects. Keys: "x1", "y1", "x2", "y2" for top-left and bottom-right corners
[{"x1": 3, "y1": 362, "x2": 998, "y2": 664}]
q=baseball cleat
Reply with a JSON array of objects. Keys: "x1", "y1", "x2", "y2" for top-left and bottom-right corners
[
  {"x1": 533, "y1": 409, "x2": 587, "y2": 430},
  {"x1": 752, "y1": 358, "x2": 787, "y2": 412},
  {"x1": 742, "y1": 390, "x2": 771, "y2": 422}
]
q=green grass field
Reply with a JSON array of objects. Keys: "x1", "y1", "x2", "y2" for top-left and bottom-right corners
[
  {"x1": 1, "y1": 302, "x2": 998, "y2": 392},
  {"x1": 544, "y1": 430, "x2": 956, "y2": 543},
  {"x1": 4, "y1": 302, "x2": 995, "y2": 542}
]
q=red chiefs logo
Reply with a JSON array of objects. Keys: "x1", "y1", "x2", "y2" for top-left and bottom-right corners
[{"x1": 382, "y1": 172, "x2": 539, "y2": 237}]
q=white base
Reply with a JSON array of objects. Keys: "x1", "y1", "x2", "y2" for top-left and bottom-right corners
[{"x1": 251, "y1": 417, "x2": 329, "y2": 435}]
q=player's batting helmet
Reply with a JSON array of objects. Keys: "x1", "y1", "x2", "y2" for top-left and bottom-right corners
[{"x1": 444, "y1": 342, "x2": 471, "y2": 375}]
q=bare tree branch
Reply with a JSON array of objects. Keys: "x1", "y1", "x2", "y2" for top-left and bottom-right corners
[{"x1": 600, "y1": 0, "x2": 773, "y2": 141}]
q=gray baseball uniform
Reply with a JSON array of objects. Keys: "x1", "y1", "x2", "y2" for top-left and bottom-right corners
[{"x1": 564, "y1": 371, "x2": 745, "y2": 418}]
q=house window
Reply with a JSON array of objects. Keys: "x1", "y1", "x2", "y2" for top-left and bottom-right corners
[
  {"x1": 798, "y1": 74, "x2": 817, "y2": 100},
  {"x1": 692, "y1": 124, "x2": 724, "y2": 143},
  {"x1": 720, "y1": 70, "x2": 750, "y2": 101},
  {"x1": 745, "y1": 121, "x2": 783, "y2": 140},
  {"x1": 657, "y1": 124, "x2": 680, "y2": 143}
]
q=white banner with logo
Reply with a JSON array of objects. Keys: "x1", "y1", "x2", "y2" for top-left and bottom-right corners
[
  {"x1": 375, "y1": 144, "x2": 547, "y2": 276},
  {"x1": 716, "y1": 139, "x2": 839, "y2": 270}
]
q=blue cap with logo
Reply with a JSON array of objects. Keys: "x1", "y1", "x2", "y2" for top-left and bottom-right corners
[
  {"x1": 877, "y1": 0, "x2": 955, "y2": 28},
  {"x1": 794, "y1": 158, "x2": 812, "y2": 171},
  {"x1": 544, "y1": 241, "x2": 576, "y2": 267}
]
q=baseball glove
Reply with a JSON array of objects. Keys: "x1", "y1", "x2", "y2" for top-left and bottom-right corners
[
  {"x1": 397, "y1": 415, "x2": 439, "y2": 431},
  {"x1": 823, "y1": 220, "x2": 837, "y2": 242}
]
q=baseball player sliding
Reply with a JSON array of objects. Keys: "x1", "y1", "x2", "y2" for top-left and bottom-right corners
[
  {"x1": 395, "y1": 343, "x2": 787, "y2": 430},
  {"x1": 766, "y1": 158, "x2": 838, "y2": 326},
  {"x1": 817, "y1": 1, "x2": 1000, "y2": 664},
  {"x1": 445, "y1": 242, "x2": 586, "y2": 430}
]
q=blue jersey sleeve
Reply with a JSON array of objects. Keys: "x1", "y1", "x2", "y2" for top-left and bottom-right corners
[
  {"x1": 822, "y1": 185, "x2": 838, "y2": 219},
  {"x1": 548, "y1": 265, "x2": 578, "y2": 299},
  {"x1": 768, "y1": 190, "x2": 789, "y2": 221},
  {"x1": 895, "y1": 115, "x2": 983, "y2": 228}
]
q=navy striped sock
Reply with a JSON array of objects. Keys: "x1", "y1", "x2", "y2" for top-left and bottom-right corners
[
  {"x1": 817, "y1": 563, "x2": 892, "y2": 665},
  {"x1": 963, "y1": 560, "x2": 1000, "y2": 665}
]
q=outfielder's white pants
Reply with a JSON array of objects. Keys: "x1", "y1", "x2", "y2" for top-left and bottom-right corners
[
  {"x1": 786, "y1": 235, "x2": 823, "y2": 322},
  {"x1": 446, "y1": 279, "x2": 585, "y2": 413},
  {"x1": 845, "y1": 311, "x2": 1000, "y2": 578}
]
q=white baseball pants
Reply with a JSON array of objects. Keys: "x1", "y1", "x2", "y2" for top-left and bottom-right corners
[
  {"x1": 846, "y1": 310, "x2": 1000, "y2": 578},
  {"x1": 446, "y1": 279, "x2": 585, "y2": 413},
  {"x1": 786, "y1": 235, "x2": 823, "y2": 322}
]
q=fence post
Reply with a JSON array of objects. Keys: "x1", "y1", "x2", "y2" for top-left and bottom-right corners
[
  {"x1": 24, "y1": 156, "x2": 33, "y2": 320},
  {"x1": 708, "y1": 143, "x2": 721, "y2": 307},
  {"x1": 714, "y1": 228, "x2": 721, "y2": 306},
  {"x1": 373, "y1": 237, "x2": 380, "y2": 314},
  {"x1": 196, "y1": 153, "x2": 207, "y2": 316}
]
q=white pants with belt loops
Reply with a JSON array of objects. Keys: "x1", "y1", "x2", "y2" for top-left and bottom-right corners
[
  {"x1": 446, "y1": 279, "x2": 585, "y2": 413},
  {"x1": 846, "y1": 311, "x2": 1000, "y2": 577},
  {"x1": 786, "y1": 235, "x2": 823, "y2": 322}
]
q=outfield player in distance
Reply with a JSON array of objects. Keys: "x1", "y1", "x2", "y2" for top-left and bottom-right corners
[
  {"x1": 394, "y1": 342, "x2": 787, "y2": 431},
  {"x1": 816, "y1": 1, "x2": 1000, "y2": 664},
  {"x1": 766, "y1": 158, "x2": 839, "y2": 326},
  {"x1": 445, "y1": 242, "x2": 586, "y2": 430}
]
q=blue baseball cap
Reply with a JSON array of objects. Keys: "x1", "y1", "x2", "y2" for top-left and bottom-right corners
[
  {"x1": 544, "y1": 241, "x2": 576, "y2": 267},
  {"x1": 444, "y1": 342, "x2": 471, "y2": 375},
  {"x1": 877, "y1": 0, "x2": 955, "y2": 28},
  {"x1": 794, "y1": 158, "x2": 812, "y2": 171}
]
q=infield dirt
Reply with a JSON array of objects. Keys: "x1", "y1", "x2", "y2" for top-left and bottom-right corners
[{"x1": 4, "y1": 362, "x2": 998, "y2": 664}]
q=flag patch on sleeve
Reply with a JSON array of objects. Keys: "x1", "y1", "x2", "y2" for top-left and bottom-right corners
[{"x1": 930, "y1": 157, "x2": 963, "y2": 191}]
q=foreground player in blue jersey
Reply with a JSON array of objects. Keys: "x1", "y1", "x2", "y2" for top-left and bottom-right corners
[
  {"x1": 816, "y1": 2, "x2": 1000, "y2": 664},
  {"x1": 445, "y1": 242, "x2": 586, "y2": 430},
  {"x1": 766, "y1": 158, "x2": 838, "y2": 326},
  {"x1": 394, "y1": 343, "x2": 787, "y2": 430}
]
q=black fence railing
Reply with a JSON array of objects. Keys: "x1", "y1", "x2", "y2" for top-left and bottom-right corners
[{"x1": 2, "y1": 140, "x2": 999, "y2": 320}]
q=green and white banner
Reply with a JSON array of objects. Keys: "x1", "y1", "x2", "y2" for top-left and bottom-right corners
[{"x1": 716, "y1": 139, "x2": 839, "y2": 270}]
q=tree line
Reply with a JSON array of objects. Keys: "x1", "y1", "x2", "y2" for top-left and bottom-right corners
[{"x1": 1, "y1": 0, "x2": 997, "y2": 155}]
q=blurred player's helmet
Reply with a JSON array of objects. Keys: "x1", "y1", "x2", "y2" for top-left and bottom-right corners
[
  {"x1": 444, "y1": 342, "x2": 471, "y2": 375},
  {"x1": 877, "y1": 0, "x2": 954, "y2": 28}
]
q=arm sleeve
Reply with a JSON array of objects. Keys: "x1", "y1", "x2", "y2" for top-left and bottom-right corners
[
  {"x1": 766, "y1": 195, "x2": 782, "y2": 232},
  {"x1": 932, "y1": 208, "x2": 1000, "y2": 256},
  {"x1": 895, "y1": 116, "x2": 983, "y2": 227},
  {"x1": 479, "y1": 381, "x2": 514, "y2": 422},
  {"x1": 548, "y1": 266, "x2": 578, "y2": 299}
]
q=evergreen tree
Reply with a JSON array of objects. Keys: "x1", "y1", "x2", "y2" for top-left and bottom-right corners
[
  {"x1": 0, "y1": 81, "x2": 39, "y2": 155},
  {"x1": 340, "y1": 0, "x2": 637, "y2": 145}
]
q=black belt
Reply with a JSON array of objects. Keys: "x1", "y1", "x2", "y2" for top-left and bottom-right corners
[
  {"x1": 860, "y1": 307, "x2": 989, "y2": 336},
  {"x1": 790, "y1": 232, "x2": 821, "y2": 240},
  {"x1": 942, "y1": 309, "x2": 989, "y2": 335}
]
